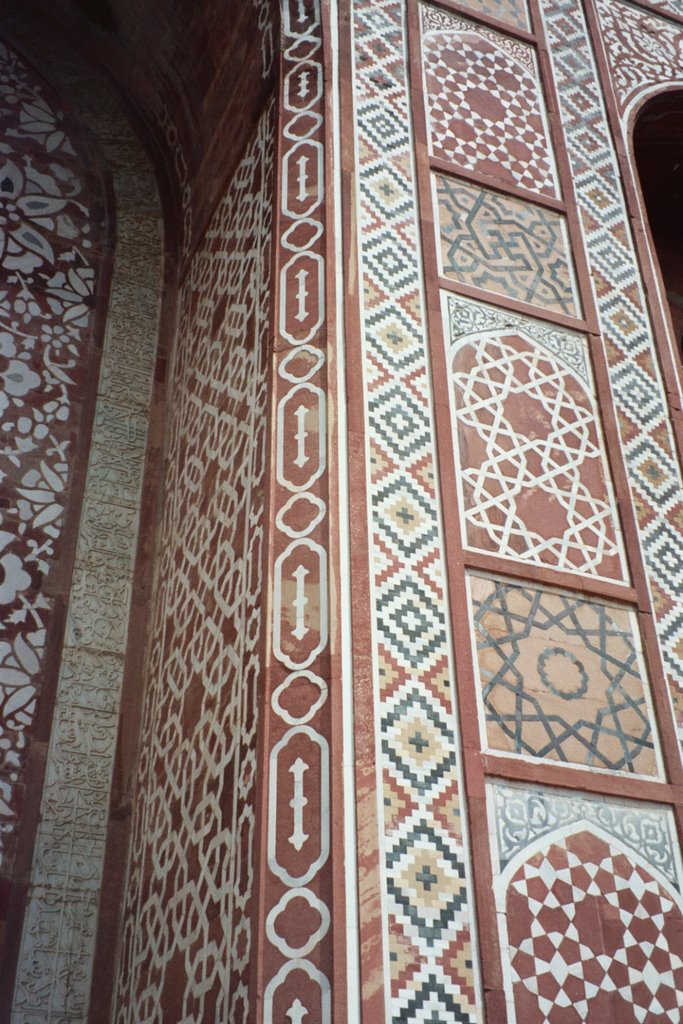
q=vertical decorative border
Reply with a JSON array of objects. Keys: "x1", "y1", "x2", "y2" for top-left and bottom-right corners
[
  {"x1": 255, "y1": 1, "x2": 341, "y2": 1019},
  {"x1": 349, "y1": 1, "x2": 480, "y2": 1020},
  {"x1": 536, "y1": 0, "x2": 683, "y2": 758}
]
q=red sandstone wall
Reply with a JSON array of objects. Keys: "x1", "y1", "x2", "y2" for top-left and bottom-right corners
[
  {"x1": 113, "y1": 104, "x2": 275, "y2": 1024},
  {"x1": 6, "y1": 0, "x2": 278, "y2": 260}
]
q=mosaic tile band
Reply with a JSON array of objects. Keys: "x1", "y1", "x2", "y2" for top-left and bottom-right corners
[
  {"x1": 261, "y1": 0, "x2": 334, "y2": 1015},
  {"x1": 353, "y1": 0, "x2": 478, "y2": 1018}
]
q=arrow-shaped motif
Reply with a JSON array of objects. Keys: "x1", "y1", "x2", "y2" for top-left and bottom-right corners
[
  {"x1": 297, "y1": 69, "x2": 310, "y2": 100},
  {"x1": 292, "y1": 564, "x2": 309, "y2": 640},
  {"x1": 296, "y1": 154, "x2": 309, "y2": 202},
  {"x1": 294, "y1": 404, "x2": 310, "y2": 468},
  {"x1": 288, "y1": 757, "x2": 309, "y2": 851},
  {"x1": 295, "y1": 267, "x2": 309, "y2": 323}
]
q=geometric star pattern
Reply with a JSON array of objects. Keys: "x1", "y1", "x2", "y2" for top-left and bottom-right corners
[
  {"x1": 421, "y1": 9, "x2": 558, "y2": 198},
  {"x1": 507, "y1": 830, "x2": 683, "y2": 1024},
  {"x1": 436, "y1": 175, "x2": 580, "y2": 317},
  {"x1": 450, "y1": 330, "x2": 625, "y2": 578},
  {"x1": 470, "y1": 577, "x2": 660, "y2": 775}
]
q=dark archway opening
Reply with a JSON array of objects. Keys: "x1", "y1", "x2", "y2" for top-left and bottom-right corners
[{"x1": 634, "y1": 93, "x2": 683, "y2": 358}]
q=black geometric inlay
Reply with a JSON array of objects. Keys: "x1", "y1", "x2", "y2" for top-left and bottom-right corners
[{"x1": 473, "y1": 580, "x2": 656, "y2": 773}]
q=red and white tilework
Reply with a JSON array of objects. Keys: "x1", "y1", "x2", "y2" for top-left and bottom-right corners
[
  {"x1": 421, "y1": 6, "x2": 559, "y2": 198},
  {"x1": 507, "y1": 830, "x2": 683, "y2": 1023},
  {"x1": 446, "y1": 301, "x2": 626, "y2": 578}
]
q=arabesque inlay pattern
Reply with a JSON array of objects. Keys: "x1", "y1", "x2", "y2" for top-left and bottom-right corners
[
  {"x1": 354, "y1": 0, "x2": 478, "y2": 1019},
  {"x1": 595, "y1": 0, "x2": 683, "y2": 116},
  {"x1": 115, "y1": 108, "x2": 273, "y2": 1024},
  {"x1": 0, "y1": 41, "x2": 108, "y2": 877}
]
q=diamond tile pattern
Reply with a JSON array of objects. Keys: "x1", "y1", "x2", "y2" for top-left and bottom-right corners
[{"x1": 354, "y1": 0, "x2": 478, "y2": 1018}]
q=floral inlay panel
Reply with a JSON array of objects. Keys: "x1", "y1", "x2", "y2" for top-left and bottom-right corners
[
  {"x1": 435, "y1": 175, "x2": 580, "y2": 316},
  {"x1": 469, "y1": 576, "x2": 660, "y2": 776},
  {"x1": 0, "y1": 42, "x2": 108, "y2": 879},
  {"x1": 595, "y1": 0, "x2": 683, "y2": 117},
  {"x1": 445, "y1": 295, "x2": 626, "y2": 579},
  {"x1": 421, "y1": 6, "x2": 558, "y2": 198}
]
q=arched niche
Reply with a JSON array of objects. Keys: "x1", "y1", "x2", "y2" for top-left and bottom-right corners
[
  {"x1": 0, "y1": 24, "x2": 165, "y2": 1024},
  {"x1": 633, "y1": 91, "x2": 683, "y2": 359}
]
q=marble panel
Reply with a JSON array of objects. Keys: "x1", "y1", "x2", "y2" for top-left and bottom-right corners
[
  {"x1": 489, "y1": 784, "x2": 683, "y2": 1024},
  {"x1": 445, "y1": 294, "x2": 627, "y2": 579}
]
